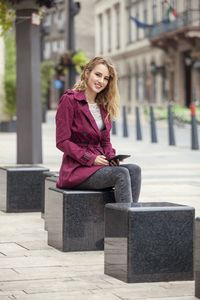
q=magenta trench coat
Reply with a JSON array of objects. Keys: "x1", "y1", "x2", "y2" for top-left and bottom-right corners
[{"x1": 56, "y1": 89, "x2": 116, "y2": 188}]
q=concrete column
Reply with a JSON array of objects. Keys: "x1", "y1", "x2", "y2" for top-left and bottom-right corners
[
  {"x1": 16, "y1": 9, "x2": 42, "y2": 163},
  {"x1": 156, "y1": 74, "x2": 162, "y2": 105},
  {"x1": 192, "y1": 68, "x2": 200, "y2": 102},
  {"x1": 175, "y1": 52, "x2": 185, "y2": 106}
]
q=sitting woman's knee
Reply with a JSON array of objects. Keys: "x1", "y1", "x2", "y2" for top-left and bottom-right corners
[
  {"x1": 116, "y1": 167, "x2": 130, "y2": 180},
  {"x1": 135, "y1": 164, "x2": 141, "y2": 176}
]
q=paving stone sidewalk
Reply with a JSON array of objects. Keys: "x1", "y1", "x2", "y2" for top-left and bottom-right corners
[{"x1": 0, "y1": 110, "x2": 199, "y2": 299}]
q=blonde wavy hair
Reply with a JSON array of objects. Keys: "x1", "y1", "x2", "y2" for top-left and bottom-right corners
[{"x1": 73, "y1": 56, "x2": 120, "y2": 120}]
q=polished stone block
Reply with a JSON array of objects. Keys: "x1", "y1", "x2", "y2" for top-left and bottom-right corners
[
  {"x1": 195, "y1": 217, "x2": 200, "y2": 298},
  {"x1": 0, "y1": 165, "x2": 49, "y2": 212},
  {"x1": 41, "y1": 171, "x2": 59, "y2": 218},
  {"x1": 43, "y1": 175, "x2": 58, "y2": 229},
  {"x1": 47, "y1": 187, "x2": 115, "y2": 251},
  {"x1": 104, "y1": 202, "x2": 194, "y2": 283}
]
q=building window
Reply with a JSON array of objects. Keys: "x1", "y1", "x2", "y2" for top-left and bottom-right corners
[
  {"x1": 127, "y1": 66, "x2": 132, "y2": 102},
  {"x1": 44, "y1": 42, "x2": 51, "y2": 59},
  {"x1": 99, "y1": 14, "x2": 103, "y2": 54},
  {"x1": 107, "y1": 9, "x2": 111, "y2": 52},
  {"x1": 57, "y1": 11, "x2": 65, "y2": 31},
  {"x1": 143, "y1": 4, "x2": 148, "y2": 37},
  {"x1": 171, "y1": 0, "x2": 177, "y2": 10},
  {"x1": 184, "y1": 0, "x2": 191, "y2": 10},
  {"x1": 58, "y1": 40, "x2": 65, "y2": 53},
  {"x1": 143, "y1": 61, "x2": 148, "y2": 101},
  {"x1": 161, "y1": 1, "x2": 165, "y2": 19},
  {"x1": 44, "y1": 14, "x2": 52, "y2": 27},
  {"x1": 52, "y1": 40, "x2": 58, "y2": 53},
  {"x1": 135, "y1": 7, "x2": 139, "y2": 40},
  {"x1": 152, "y1": 0, "x2": 157, "y2": 24},
  {"x1": 127, "y1": 0, "x2": 132, "y2": 44},
  {"x1": 135, "y1": 63, "x2": 139, "y2": 100},
  {"x1": 52, "y1": 11, "x2": 56, "y2": 24},
  {"x1": 115, "y1": 3, "x2": 120, "y2": 49},
  {"x1": 127, "y1": 0, "x2": 144, "y2": 43}
]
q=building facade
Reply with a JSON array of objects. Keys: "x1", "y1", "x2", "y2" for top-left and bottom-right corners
[
  {"x1": 43, "y1": 0, "x2": 95, "y2": 60},
  {"x1": 95, "y1": 0, "x2": 200, "y2": 111},
  {"x1": 42, "y1": 0, "x2": 95, "y2": 107}
]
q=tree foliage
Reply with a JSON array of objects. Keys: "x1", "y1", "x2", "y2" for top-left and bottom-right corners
[
  {"x1": 41, "y1": 60, "x2": 55, "y2": 106},
  {"x1": 72, "y1": 50, "x2": 89, "y2": 74},
  {"x1": 55, "y1": 50, "x2": 89, "y2": 77},
  {"x1": 0, "y1": 1, "x2": 15, "y2": 35},
  {"x1": 3, "y1": 30, "x2": 16, "y2": 119},
  {"x1": 0, "y1": 0, "x2": 56, "y2": 35}
]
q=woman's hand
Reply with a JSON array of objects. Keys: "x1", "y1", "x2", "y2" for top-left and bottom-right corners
[
  {"x1": 109, "y1": 158, "x2": 119, "y2": 166},
  {"x1": 93, "y1": 155, "x2": 109, "y2": 166}
]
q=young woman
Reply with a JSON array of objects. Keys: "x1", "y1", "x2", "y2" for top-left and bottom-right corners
[{"x1": 56, "y1": 56, "x2": 141, "y2": 203}]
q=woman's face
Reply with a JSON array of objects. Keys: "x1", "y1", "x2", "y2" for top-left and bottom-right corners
[{"x1": 85, "y1": 63, "x2": 110, "y2": 95}]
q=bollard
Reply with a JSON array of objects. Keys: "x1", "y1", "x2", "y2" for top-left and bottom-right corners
[
  {"x1": 167, "y1": 104, "x2": 176, "y2": 146},
  {"x1": 149, "y1": 105, "x2": 158, "y2": 143},
  {"x1": 135, "y1": 106, "x2": 142, "y2": 140},
  {"x1": 122, "y1": 106, "x2": 128, "y2": 137},
  {"x1": 112, "y1": 120, "x2": 117, "y2": 135},
  {"x1": 190, "y1": 103, "x2": 199, "y2": 150}
]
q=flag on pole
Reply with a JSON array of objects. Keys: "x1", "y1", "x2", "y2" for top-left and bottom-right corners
[
  {"x1": 163, "y1": 0, "x2": 178, "y2": 20},
  {"x1": 130, "y1": 16, "x2": 153, "y2": 29}
]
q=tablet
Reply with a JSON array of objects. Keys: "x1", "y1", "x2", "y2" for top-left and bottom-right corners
[{"x1": 108, "y1": 154, "x2": 131, "y2": 162}]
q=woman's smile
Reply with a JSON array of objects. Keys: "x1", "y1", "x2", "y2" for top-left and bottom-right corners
[{"x1": 86, "y1": 64, "x2": 110, "y2": 97}]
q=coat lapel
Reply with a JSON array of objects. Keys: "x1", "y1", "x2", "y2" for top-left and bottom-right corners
[{"x1": 100, "y1": 106, "x2": 109, "y2": 131}]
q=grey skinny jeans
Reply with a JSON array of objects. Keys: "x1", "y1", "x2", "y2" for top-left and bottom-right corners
[{"x1": 75, "y1": 164, "x2": 141, "y2": 203}]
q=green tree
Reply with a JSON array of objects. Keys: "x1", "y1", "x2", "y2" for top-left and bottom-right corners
[
  {"x1": 0, "y1": 1, "x2": 15, "y2": 36},
  {"x1": 0, "y1": 1, "x2": 56, "y2": 35},
  {"x1": 3, "y1": 30, "x2": 16, "y2": 120},
  {"x1": 72, "y1": 50, "x2": 89, "y2": 74},
  {"x1": 41, "y1": 60, "x2": 55, "y2": 107}
]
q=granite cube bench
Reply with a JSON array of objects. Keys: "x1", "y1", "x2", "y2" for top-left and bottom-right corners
[
  {"x1": 46, "y1": 187, "x2": 115, "y2": 251},
  {"x1": 41, "y1": 171, "x2": 59, "y2": 219},
  {"x1": 195, "y1": 217, "x2": 200, "y2": 298},
  {"x1": 104, "y1": 202, "x2": 194, "y2": 283},
  {"x1": 0, "y1": 165, "x2": 49, "y2": 212},
  {"x1": 43, "y1": 175, "x2": 59, "y2": 230}
]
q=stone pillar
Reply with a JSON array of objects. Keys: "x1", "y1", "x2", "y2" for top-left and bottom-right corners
[
  {"x1": 175, "y1": 52, "x2": 185, "y2": 106},
  {"x1": 167, "y1": 61, "x2": 175, "y2": 102},
  {"x1": 192, "y1": 67, "x2": 200, "y2": 102},
  {"x1": 15, "y1": 8, "x2": 42, "y2": 163},
  {"x1": 165, "y1": 53, "x2": 176, "y2": 103}
]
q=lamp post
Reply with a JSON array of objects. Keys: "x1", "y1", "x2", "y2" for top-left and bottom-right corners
[{"x1": 9, "y1": 0, "x2": 55, "y2": 164}]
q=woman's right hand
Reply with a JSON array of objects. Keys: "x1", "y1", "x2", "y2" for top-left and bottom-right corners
[{"x1": 93, "y1": 155, "x2": 109, "y2": 166}]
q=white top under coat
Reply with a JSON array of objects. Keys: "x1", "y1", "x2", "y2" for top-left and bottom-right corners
[{"x1": 88, "y1": 103, "x2": 104, "y2": 131}]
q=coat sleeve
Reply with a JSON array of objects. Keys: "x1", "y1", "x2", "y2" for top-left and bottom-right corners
[
  {"x1": 56, "y1": 95, "x2": 96, "y2": 166},
  {"x1": 100, "y1": 122, "x2": 116, "y2": 159}
]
